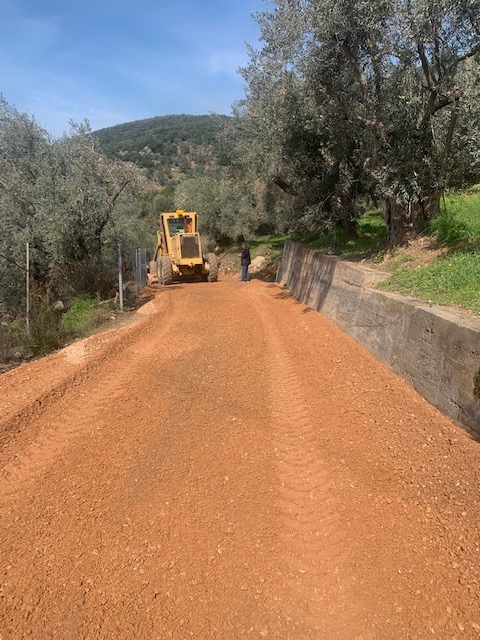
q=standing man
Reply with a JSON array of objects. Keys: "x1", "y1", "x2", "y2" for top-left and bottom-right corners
[{"x1": 238, "y1": 242, "x2": 251, "y2": 282}]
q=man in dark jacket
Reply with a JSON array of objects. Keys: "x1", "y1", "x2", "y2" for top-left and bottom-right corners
[{"x1": 238, "y1": 242, "x2": 251, "y2": 282}]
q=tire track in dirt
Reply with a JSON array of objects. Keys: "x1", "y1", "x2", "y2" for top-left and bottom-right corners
[
  {"x1": 0, "y1": 290, "x2": 179, "y2": 505},
  {"x1": 248, "y1": 285, "x2": 369, "y2": 639},
  {"x1": 3, "y1": 279, "x2": 480, "y2": 639},
  {"x1": 0, "y1": 297, "x2": 162, "y2": 451}
]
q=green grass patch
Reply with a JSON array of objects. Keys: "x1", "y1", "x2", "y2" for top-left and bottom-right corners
[
  {"x1": 292, "y1": 208, "x2": 388, "y2": 259},
  {"x1": 377, "y1": 251, "x2": 480, "y2": 313},
  {"x1": 428, "y1": 192, "x2": 480, "y2": 247},
  {"x1": 389, "y1": 254, "x2": 415, "y2": 272},
  {"x1": 443, "y1": 190, "x2": 480, "y2": 236},
  {"x1": 61, "y1": 297, "x2": 113, "y2": 337}
]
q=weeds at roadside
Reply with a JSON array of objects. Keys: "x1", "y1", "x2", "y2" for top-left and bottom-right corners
[
  {"x1": 377, "y1": 251, "x2": 480, "y2": 313},
  {"x1": 61, "y1": 297, "x2": 115, "y2": 338},
  {"x1": 1, "y1": 294, "x2": 117, "y2": 366}
]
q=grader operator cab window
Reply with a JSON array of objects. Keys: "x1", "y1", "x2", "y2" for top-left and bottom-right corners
[{"x1": 167, "y1": 218, "x2": 186, "y2": 235}]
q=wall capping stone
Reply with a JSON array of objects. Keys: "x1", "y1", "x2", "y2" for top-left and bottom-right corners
[{"x1": 277, "y1": 240, "x2": 480, "y2": 436}]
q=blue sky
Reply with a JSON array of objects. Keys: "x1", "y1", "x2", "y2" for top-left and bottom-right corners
[{"x1": 0, "y1": 0, "x2": 268, "y2": 136}]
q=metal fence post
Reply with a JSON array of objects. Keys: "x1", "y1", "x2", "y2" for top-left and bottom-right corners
[
  {"x1": 26, "y1": 241, "x2": 30, "y2": 334},
  {"x1": 118, "y1": 242, "x2": 124, "y2": 312},
  {"x1": 134, "y1": 248, "x2": 147, "y2": 293},
  {"x1": 141, "y1": 248, "x2": 147, "y2": 289}
]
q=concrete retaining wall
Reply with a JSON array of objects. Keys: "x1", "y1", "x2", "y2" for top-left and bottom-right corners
[{"x1": 277, "y1": 240, "x2": 480, "y2": 436}]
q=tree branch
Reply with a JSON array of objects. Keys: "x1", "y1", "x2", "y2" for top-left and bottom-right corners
[
  {"x1": 417, "y1": 42, "x2": 435, "y2": 91},
  {"x1": 109, "y1": 177, "x2": 131, "y2": 210},
  {"x1": 432, "y1": 88, "x2": 464, "y2": 115},
  {"x1": 271, "y1": 174, "x2": 299, "y2": 196},
  {"x1": 439, "y1": 100, "x2": 460, "y2": 184},
  {"x1": 335, "y1": 38, "x2": 371, "y2": 105},
  {"x1": 446, "y1": 42, "x2": 480, "y2": 73}
]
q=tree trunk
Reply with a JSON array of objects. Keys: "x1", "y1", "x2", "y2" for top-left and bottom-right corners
[
  {"x1": 338, "y1": 194, "x2": 358, "y2": 236},
  {"x1": 331, "y1": 194, "x2": 358, "y2": 236},
  {"x1": 381, "y1": 192, "x2": 440, "y2": 246}
]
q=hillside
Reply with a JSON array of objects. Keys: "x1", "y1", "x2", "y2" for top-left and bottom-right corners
[{"x1": 94, "y1": 114, "x2": 230, "y2": 186}]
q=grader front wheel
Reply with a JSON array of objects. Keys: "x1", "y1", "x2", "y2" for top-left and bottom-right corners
[{"x1": 158, "y1": 256, "x2": 173, "y2": 285}]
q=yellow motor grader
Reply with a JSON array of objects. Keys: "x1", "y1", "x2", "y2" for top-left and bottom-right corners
[{"x1": 147, "y1": 210, "x2": 218, "y2": 285}]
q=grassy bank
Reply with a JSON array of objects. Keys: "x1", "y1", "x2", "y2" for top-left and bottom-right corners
[
  {"x1": 1, "y1": 295, "x2": 116, "y2": 365},
  {"x1": 223, "y1": 189, "x2": 480, "y2": 315},
  {"x1": 376, "y1": 190, "x2": 480, "y2": 314},
  {"x1": 292, "y1": 207, "x2": 388, "y2": 259},
  {"x1": 377, "y1": 250, "x2": 480, "y2": 313}
]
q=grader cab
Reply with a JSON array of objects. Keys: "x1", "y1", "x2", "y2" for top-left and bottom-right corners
[{"x1": 147, "y1": 210, "x2": 218, "y2": 285}]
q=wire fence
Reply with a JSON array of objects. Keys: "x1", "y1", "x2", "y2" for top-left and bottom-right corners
[{"x1": 134, "y1": 248, "x2": 147, "y2": 293}]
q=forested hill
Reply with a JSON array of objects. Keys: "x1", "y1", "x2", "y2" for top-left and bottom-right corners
[{"x1": 94, "y1": 114, "x2": 230, "y2": 186}]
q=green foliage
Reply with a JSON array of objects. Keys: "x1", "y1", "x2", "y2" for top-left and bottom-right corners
[
  {"x1": 61, "y1": 297, "x2": 111, "y2": 337},
  {"x1": 175, "y1": 175, "x2": 263, "y2": 247},
  {"x1": 377, "y1": 252, "x2": 480, "y2": 313},
  {"x1": 0, "y1": 98, "x2": 146, "y2": 320},
  {"x1": 1, "y1": 319, "x2": 30, "y2": 358},
  {"x1": 235, "y1": 0, "x2": 480, "y2": 244},
  {"x1": 1, "y1": 292, "x2": 115, "y2": 360},
  {"x1": 29, "y1": 292, "x2": 64, "y2": 354},
  {"x1": 95, "y1": 115, "x2": 230, "y2": 186}
]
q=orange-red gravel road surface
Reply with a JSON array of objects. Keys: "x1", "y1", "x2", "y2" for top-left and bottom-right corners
[{"x1": 1, "y1": 279, "x2": 480, "y2": 639}]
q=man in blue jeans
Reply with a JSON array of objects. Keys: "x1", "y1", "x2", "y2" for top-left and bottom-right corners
[{"x1": 238, "y1": 242, "x2": 251, "y2": 282}]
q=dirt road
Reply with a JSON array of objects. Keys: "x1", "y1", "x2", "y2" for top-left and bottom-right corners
[{"x1": 1, "y1": 279, "x2": 480, "y2": 639}]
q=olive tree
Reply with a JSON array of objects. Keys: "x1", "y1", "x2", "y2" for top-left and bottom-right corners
[
  {"x1": 39, "y1": 122, "x2": 145, "y2": 296},
  {"x1": 0, "y1": 98, "x2": 52, "y2": 313},
  {"x1": 0, "y1": 98, "x2": 146, "y2": 317},
  {"x1": 240, "y1": 0, "x2": 480, "y2": 244}
]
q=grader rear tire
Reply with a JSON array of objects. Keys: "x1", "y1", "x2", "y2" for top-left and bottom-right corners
[
  {"x1": 205, "y1": 253, "x2": 218, "y2": 282},
  {"x1": 159, "y1": 256, "x2": 173, "y2": 285}
]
